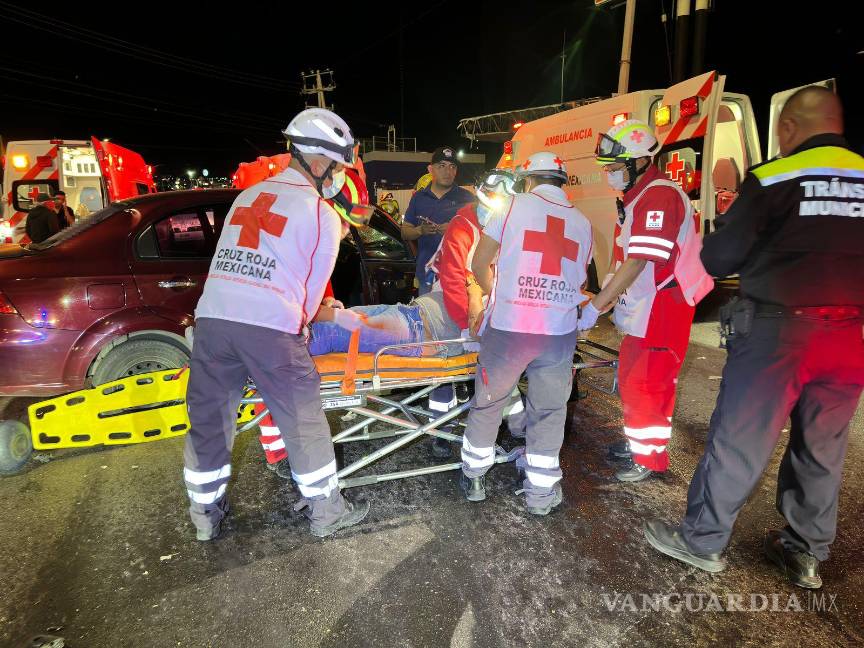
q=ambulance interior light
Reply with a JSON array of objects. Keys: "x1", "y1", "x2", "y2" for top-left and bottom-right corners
[
  {"x1": 612, "y1": 112, "x2": 629, "y2": 126},
  {"x1": 680, "y1": 96, "x2": 700, "y2": 119},
  {"x1": 654, "y1": 105, "x2": 672, "y2": 127}
]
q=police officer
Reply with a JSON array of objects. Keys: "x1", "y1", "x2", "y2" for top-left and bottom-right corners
[
  {"x1": 644, "y1": 87, "x2": 864, "y2": 588},
  {"x1": 460, "y1": 152, "x2": 593, "y2": 515},
  {"x1": 580, "y1": 120, "x2": 713, "y2": 482},
  {"x1": 184, "y1": 108, "x2": 369, "y2": 540}
]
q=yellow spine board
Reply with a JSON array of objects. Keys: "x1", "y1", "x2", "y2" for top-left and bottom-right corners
[{"x1": 29, "y1": 369, "x2": 258, "y2": 450}]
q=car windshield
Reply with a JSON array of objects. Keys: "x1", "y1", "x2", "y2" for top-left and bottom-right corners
[{"x1": 29, "y1": 202, "x2": 131, "y2": 251}]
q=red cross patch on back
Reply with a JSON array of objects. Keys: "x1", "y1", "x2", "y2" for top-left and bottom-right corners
[
  {"x1": 522, "y1": 215, "x2": 580, "y2": 276},
  {"x1": 230, "y1": 193, "x2": 287, "y2": 249}
]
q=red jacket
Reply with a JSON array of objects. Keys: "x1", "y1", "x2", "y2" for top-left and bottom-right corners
[{"x1": 435, "y1": 204, "x2": 481, "y2": 330}]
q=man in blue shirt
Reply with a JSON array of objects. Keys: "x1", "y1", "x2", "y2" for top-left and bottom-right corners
[{"x1": 401, "y1": 146, "x2": 475, "y2": 294}]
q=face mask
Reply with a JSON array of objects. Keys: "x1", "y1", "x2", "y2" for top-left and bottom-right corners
[
  {"x1": 476, "y1": 203, "x2": 494, "y2": 228},
  {"x1": 606, "y1": 169, "x2": 628, "y2": 191},
  {"x1": 321, "y1": 169, "x2": 346, "y2": 199}
]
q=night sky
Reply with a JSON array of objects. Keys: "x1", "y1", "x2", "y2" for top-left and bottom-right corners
[{"x1": 0, "y1": 0, "x2": 861, "y2": 177}]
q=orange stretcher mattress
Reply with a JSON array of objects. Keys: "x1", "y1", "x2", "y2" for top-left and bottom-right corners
[{"x1": 314, "y1": 352, "x2": 478, "y2": 381}]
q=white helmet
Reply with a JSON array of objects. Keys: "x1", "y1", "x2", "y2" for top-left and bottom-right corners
[
  {"x1": 595, "y1": 119, "x2": 659, "y2": 164},
  {"x1": 516, "y1": 151, "x2": 568, "y2": 183},
  {"x1": 283, "y1": 108, "x2": 356, "y2": 167}
]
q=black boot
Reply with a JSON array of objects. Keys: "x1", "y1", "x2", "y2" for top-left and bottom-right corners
[
  {"x1": 459, "y1": 472, "x2": 486, "y2": 502},
  {"x1": 615, "y1": 459, "x2": 655, "y2": 482},
  {"x1": 607, "y1": 440, "x2": 632, "y2": 461},
  {"x1": 310, "y1": 499, "x2": 371, "y2": 538},
  {"x1": 644, "y1": 519, "x2": 727, "y2": 573},
  {"x1": 764, "y1": 530, "x2": 822, "y2": 589}
]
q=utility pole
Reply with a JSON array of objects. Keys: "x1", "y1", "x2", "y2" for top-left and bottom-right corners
[
  {"x1": 690, "y1": 0, "x2": 709, "y2": 77},
  {"x1": 672, "y1": 0, "x2": 692, "y2": 82},
  {"x1": 560, "y1": 30, "x2": 566, "y2": 103},
  {"x1": 617, "y1": 0, "x2": 636, "y2": 94},
  {"x1": 300, "y1": 69, "x2": 336, "y2": 110}
]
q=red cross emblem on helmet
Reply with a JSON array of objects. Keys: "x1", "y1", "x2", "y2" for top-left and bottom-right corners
[{"x1": 630, "y1": 130, "x2": 644, "y2": 144}]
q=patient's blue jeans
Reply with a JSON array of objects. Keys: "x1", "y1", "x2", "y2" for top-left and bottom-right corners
[{"x1": 308, "y1": 304, "x2": 424, "y2": 357}]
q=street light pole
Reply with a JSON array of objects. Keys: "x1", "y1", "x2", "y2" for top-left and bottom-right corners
[{"x1": 617, "y1": 0, "x2": 637, "y2": 94}]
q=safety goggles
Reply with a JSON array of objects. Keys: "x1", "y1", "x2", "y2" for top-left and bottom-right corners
[
  {"x1": 594, "y1": 133, "x2": 628, "y2": 163},
  {"x1": 286, "y1": 134, "x2": 357, "y2": 166}
]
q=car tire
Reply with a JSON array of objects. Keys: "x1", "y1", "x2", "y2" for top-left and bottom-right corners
[
  {"x1": 0, "y1": 419, "x2": 32, "y2": 474},
  {"x1": 91, "y1": 338, "x2": 190, "y2": 386}
]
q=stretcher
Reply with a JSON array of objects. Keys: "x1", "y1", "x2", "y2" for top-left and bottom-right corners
[{"x1": 17, "y1": 335, "x2": 618, "y2": 486}]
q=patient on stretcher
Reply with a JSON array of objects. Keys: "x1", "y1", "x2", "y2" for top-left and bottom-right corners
[{"x1": 309, "y1": 290, "x2": 466, "y2": 358}]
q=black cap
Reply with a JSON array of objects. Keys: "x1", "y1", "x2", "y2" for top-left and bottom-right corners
[{"x1": 431, "y1": 146, "x2": 459, "y2": 166}]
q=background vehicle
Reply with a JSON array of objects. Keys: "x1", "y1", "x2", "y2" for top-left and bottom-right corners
[
  {"x1": 496, "y1": 71, "x2": 832, "y2": 286},
  {"x1": 0, "y1": 189, "x2": 415, "y2": 398},
  {"x1": 0, "y1": 137, "x2": 156, "y2": 244}
]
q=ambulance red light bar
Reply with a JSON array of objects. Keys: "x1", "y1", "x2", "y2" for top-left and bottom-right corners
[
  {"x1": 49, "y1": 139, "x2": 64, "y2": 145},
  {"x1": 612, "y1": 112, "x2": 629, "y2": 126},
  {"x1": 679, "y1": 96, "x2": 700, "y2": 119},
  {"x1": 512, "y1": 121, "x2": 524, "y2": 131},
  {"x1": 503, "y1": 141, "x2": 513, "y2": 155}
]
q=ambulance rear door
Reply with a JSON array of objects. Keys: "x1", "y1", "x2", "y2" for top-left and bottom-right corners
[
  {"x1": 650, "y1": 71, "x2": 726, "y2": 235},
  {"x1": 91, "y1": 137, "x2": 155, "y2": 204},
  {"x1": 767, "y1": 79, "x2": 836, "y2": 160}
]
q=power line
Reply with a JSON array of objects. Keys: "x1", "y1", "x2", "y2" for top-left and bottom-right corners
[
  {"x1": 0, "y1": 1, "x2": 300, "y2": 91},
  {"x1": 0, "y1": 67, "x2": 285, "y2": 133},
  {"x1": 0, "y1": 93, "x2": 278, "y2": 140}
]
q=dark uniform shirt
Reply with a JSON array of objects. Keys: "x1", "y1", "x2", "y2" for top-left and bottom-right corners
[
  {"x1": 404, "y1": 184, "x2": 474, "y2": 287},
  {"x1": 701, "y1": 134, "x2": 864, "y2": 307}
]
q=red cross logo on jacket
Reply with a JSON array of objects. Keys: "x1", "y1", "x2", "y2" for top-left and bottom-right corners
[
  {"x1": 230, "y1": 192, "x2": 287, "y2": 249},
  {"x1": 522, "y1": 215, "x2": 580, "y2": 276}
]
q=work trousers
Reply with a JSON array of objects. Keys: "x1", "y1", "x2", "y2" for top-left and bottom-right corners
[
  {"x1": 183, "y1": 318, "x2": 346, "y2": 531},
  {"x1": 681, "y1": 314, "x2": 864, "y2": 560},
  {"x1": 461, "y1": 326, "x2": 577, "y2": 508},
  {"x1": 618, "y1": 288, "x2": 695, "y2": 471}
]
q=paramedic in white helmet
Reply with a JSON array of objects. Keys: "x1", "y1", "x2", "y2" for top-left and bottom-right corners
[
  {"x1": 183, "y1": 108, "x2": 369, "y2": 540},
  {"x1": 578, "y1": 120, "x2": 713, "y2": 483},
  {"x1": 460, "y1": 152, "x2": 593, "y2": 515}
]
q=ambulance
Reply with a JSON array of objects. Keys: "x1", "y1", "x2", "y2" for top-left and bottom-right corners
[
  {"x1": 496, "y1": 71, "x2": 833, "y2": 288},
  {"x1": 0, "y1": 137, "x2": 156, "y2": 244}
]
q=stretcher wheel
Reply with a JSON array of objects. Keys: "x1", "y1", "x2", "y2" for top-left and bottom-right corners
[{"x1": 0, "y1": 419, "x2": 32, "y2": 474}]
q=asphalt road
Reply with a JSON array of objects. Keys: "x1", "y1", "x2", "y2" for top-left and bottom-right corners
[{"x1": 1, "y1": 319, "x2": 862, "y2": 648}]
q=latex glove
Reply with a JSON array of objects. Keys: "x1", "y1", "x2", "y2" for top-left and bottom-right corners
[
  {"x1": 576, "y1": 302, "x2": 601, "y2": 331},
  {"x1": 184, "y1": 325, "x2": 195, "y2": 349},
  {"x1": 322, "y1": 297, "x2": 345, "y2": 309},
  {"x1": 333, "y1": 308, "x2": 365, "y2": 331}
]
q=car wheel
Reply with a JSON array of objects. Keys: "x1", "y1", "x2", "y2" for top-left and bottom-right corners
[
  {"x1": 0, "y1": 419, "x2": 32, "y2": 474},
  {"x1": 91, "y1": 338, "x2": 190, "y2": 386}
]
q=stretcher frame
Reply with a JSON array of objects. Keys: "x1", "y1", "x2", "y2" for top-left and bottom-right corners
[{"x1": 237, "y1": 337, "x2": 618, "y2": 490}]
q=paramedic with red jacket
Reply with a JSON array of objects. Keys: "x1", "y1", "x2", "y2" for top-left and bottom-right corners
[{"x1": 578, "y1": 120, "x2": 713, "y2": 482}]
